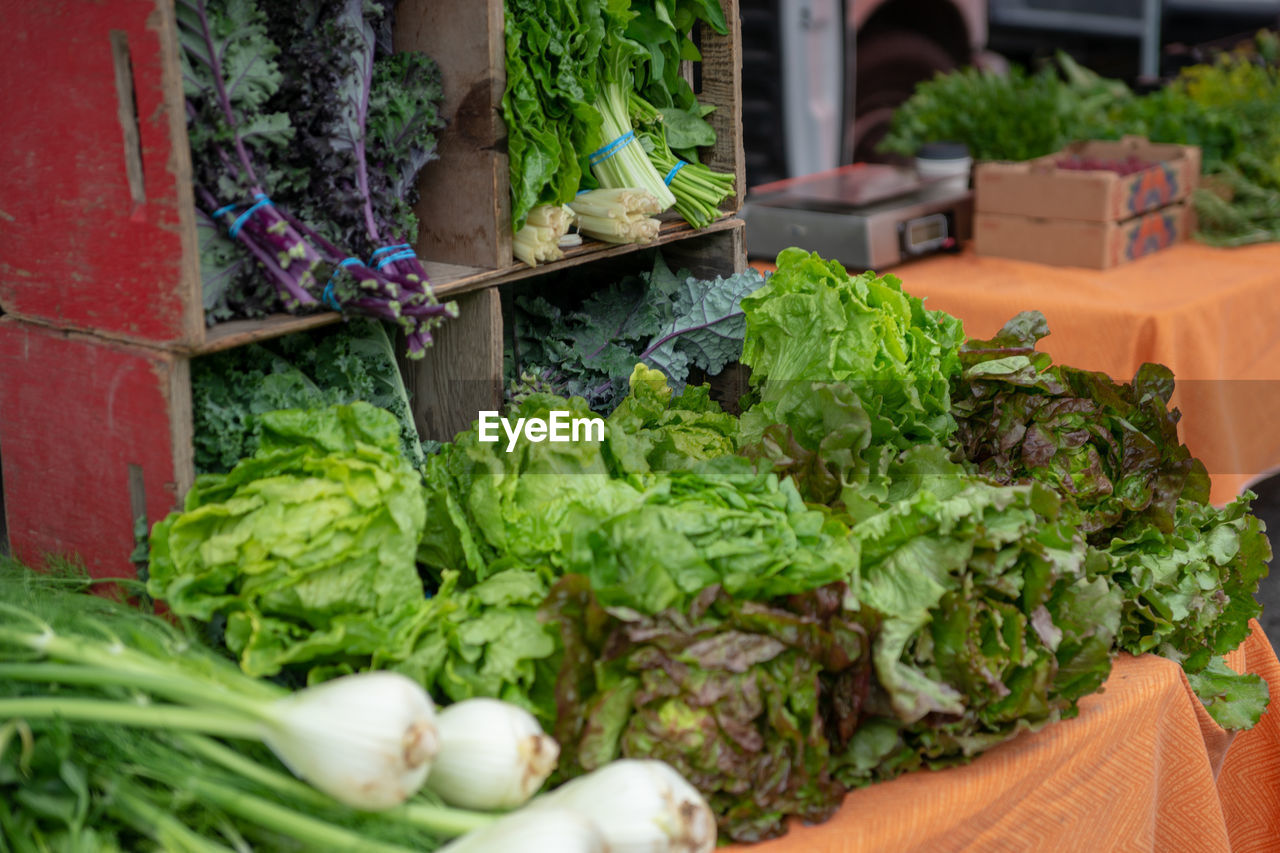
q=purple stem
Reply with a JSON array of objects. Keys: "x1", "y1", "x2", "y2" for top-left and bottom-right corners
[{"x1": 194, "y1": 0, "x2": 261, "y2": 190}]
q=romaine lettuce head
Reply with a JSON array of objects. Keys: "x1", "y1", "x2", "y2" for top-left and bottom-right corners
[
  {"x1": 148, "y1": 403, "x2": 427, "y2": 678},
  {"x1": 740, "y1": 248, "x2": 966, "y2": 452}
]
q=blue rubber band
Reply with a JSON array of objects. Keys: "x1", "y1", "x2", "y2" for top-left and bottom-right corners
[
  {"x1": 374, "y1": 249, "x2": 418, "y2": 269},
  {"x1": 228, "y1": 194, "x2": 272, "y2": 238},
  {"x1": 663, "y1": 160, "x2": 688, "y2": 186},
  {"x1": 589, "y1": 131, "x2": 635, "y2": 166},
  {"x1": 369, "y1": 243, "x2": 412, "y2": 260},
  {"x1": 322, "y1": 258, "x2": 361, "y2": 310},
  {"x1": 211, "y1": 202, "x2": 240, "y2": 219}
]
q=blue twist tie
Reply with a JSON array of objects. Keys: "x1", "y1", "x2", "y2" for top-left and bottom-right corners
[
  {"x1": 368, "y1": 243, "x2": 412, "y2": 261},
  {"x1": 663, "y1": 160, "x2": 688, "y2": 186},
  {"x1": 322, "y1": 258, "x2": 361, "y2": 310},
  {"x1": 211, "y1": 202, "x2": 240, "y2": 219},
  {"x1": 375, "y1": 249, "x2": 418, "y2": 270},
  {"x1": 228, "y1": 194, "x2": 272, "y2": 238},
  {"x1": 589, "y1": 131, "x2": 636, "y2": 166}
]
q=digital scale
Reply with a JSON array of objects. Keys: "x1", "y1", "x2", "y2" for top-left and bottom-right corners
[{"x1": 742, "y1": 163, "x2": 974, "y2": 271}]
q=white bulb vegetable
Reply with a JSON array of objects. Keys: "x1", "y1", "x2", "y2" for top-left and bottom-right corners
[
  {"x1": 539, "y1": 759, "x2": 716, "y2": 853},
  {"x1": 426, "y1": 697, "x2": 560, "y2": 810},
  {"x1": 262, "y1": 671, "x2": 438, "y2": 811},
  {"x1": 440, "y1": 806, "x2": 606, "y2": 853}
]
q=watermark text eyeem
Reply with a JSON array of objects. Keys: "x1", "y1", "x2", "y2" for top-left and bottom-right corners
[{"x1": 477, "y1": 410, "x2": 606, "y2": 452}]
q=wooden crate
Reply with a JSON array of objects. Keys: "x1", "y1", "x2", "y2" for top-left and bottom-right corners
[
  {"x1": 396, "y1": 0, "x2": 744, "y2": 270},
  {"x1": 0, "y1": 318, "x2": 194, "y2": 577},
  {"x1": 0, "y1": 0, "x2": 744, "y2": 354},
  {"x1": 0, "y1": 0, "x2": 748, "y2": 578}
]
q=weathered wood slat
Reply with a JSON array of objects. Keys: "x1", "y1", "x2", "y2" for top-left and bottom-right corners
[
  {"x1": 0, "y1": 0, "x2": 202, "y2": 347},
  {"x1": 394, "y1": 0, "x2": 510, "y2": 269},
  {"x1": 401, "y1": 288, "x2": 504, "y2": 442}
]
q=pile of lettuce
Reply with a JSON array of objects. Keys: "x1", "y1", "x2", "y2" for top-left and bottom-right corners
[
  {"x1": 149, "y1": 248, "x2": 1272, "y2": 843},
  {"x1": 949, "y1": 311, "x2": 1271, "y2": 725}
]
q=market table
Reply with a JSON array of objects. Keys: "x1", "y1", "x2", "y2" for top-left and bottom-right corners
[
  {"x1": 752, "y1": 241, "x2": 1280, "y2": 506},
  {"x1": 727, "y1": 620, "x2": 1280, "y2": 853}
]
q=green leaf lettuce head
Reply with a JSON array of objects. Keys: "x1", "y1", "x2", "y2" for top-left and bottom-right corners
[
  {"x1": 835, "y1": 478, "x2": 1121, "y2": 785},
  {"x1": 1104, "y1": 493, "x2": 1271, "y2": 728},
  {"x1": 148, "y1": 403, "x2": 427, "y2": 679},
  {"x1": 740, "y1": 248, "x2": 965, "y2": 456},
  {"x1": 418, "y1": 373, "x2": 853, "y2": 616}
]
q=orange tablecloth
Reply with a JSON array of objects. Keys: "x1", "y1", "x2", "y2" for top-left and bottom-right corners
[
  {"x1": 728, "y1": 620, "x2": 1280, "y2": 852},
  {"x1": 752, "y1": 242, "x2": 1280, "y2": 505}
]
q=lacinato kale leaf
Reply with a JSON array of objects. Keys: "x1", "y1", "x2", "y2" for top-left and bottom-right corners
[{"x1": 512, "y1": 253, "x2": 765, "y2": 412}]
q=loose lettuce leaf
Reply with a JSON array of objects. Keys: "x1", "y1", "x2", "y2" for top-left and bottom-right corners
[{"x1": 148, "y1": 403, "x2": 427, "y2": 679}]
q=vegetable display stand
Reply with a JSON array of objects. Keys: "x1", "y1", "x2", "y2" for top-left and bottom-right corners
[{"x1": 0, "y1": 0, "x2": 748, "y2": 579}]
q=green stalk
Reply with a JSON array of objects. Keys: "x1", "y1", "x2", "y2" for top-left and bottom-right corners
[
  {"x1": 396, "y1": 801, "x2": 497, "y2": 837},
  {"x1": 175, "y1": 733, "x2": 497, "y2": 837},
  {"x1": 0, "y1": 697, "x2": 263, "y2": 740},
  {"x1": 175, "y1": 732, "x2": 332, "y2": 810},
  {"x1": 0, "y1": 663, "x2": 277, "y2": 723},
  {"x1": 185, "y1": 777, "x2": 422, "y2": 853},
  {"x1": 110, "y1": 784, "x2": 236, "y2": 853}
]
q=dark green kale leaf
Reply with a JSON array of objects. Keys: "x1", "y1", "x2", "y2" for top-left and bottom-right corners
[
  {"x1": 512, "y1": 253, "x2": 765, "y2": 412},
  {"x1": 192, "y1": 319, "x2": 424, "y2": 473}
]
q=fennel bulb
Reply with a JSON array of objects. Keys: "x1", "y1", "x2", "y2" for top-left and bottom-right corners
[
  {"x1": 426, "y1": 697, "x2": 560, "y2": 810},
  {"x1": 441, "y1": 806, "x2": 607, "y2": 852},
  {"x1": 540, "y1": 759, "x2": 716, "y2": 853},
  {"x1": 265, "y1": 671, "x2": 439, "y2": 810}
]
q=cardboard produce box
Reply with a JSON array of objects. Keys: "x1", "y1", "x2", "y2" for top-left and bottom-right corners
[
  {"x1": 975, "y1": 137, "x2": 1201, "y2": 223},
  {"x1": 975, "y1": 202, "x2": 1192, "y2": 270}
]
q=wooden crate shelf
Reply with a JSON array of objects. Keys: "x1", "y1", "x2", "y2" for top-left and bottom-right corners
[
  {"x1": 0, "y1": 0, "x2": 748, "y2": 579},
  {"x1": 194, "y1": 218, "x2": 744, "y2": 354}
]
